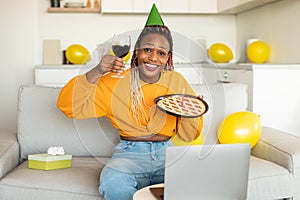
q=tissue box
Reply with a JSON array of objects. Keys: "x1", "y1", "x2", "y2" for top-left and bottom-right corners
[{"x1": 28, "y1": 154, "x2": 72, "y2": 170}]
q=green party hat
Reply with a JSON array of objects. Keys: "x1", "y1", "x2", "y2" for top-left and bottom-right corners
[{"x1": 145, "y1": 4, "x2": 164, "y2": 26}]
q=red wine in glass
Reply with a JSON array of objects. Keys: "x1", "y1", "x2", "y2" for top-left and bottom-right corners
[
  {"x1": 111, "y1": 34, "x2": 131, "y2": 78},
  {"x1": 112, "y1": 45, "x2": 130, "y2": 58}
]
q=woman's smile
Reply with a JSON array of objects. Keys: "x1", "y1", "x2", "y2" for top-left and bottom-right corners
[{"x1": 144, "y1": 63, "x2": 160, "y2": 71}]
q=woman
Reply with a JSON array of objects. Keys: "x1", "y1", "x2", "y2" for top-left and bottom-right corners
[{"x1": 57, "y1": 6, "x2": 203, "y2": 200}]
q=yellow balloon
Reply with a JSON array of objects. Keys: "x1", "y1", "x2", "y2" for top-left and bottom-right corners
[
  {"x1": 208, "y1": 43, "x2": 233, "y2": 63},
  {"x1": 217, "y1": 111, "x2": 261, "y2": 148},
  {"x1": 109, "y1": 49, "x2": 131, "y2": 62},
  {"x1": 171, "y1": 134, "x2": 204, "y2": 146},
  {"x1": 66, "y1": 44, "x2": 91, "y2": 64},
  {"x1": 247, "y1": 40, "x2": 270, "y2": 63}
]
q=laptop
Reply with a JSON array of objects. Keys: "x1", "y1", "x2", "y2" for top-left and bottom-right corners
[{"x1": 150, "y1": 143, "x2": 250, "y2": 200}]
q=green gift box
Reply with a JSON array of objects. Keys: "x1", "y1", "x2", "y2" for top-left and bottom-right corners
[{"x1": 28, "y1": 154, "x2": 72, "y2": 170}]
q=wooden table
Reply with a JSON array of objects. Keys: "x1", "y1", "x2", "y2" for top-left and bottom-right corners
[{"x1": 133, "y1": 184, "x2": 164, "y2": 200}]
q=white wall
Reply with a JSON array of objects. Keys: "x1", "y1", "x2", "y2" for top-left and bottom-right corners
[
  {"x1": 0, "y1": 0, "x2": 37, "y2": 133},
  {"x1": 0, "y1": 0, "x2": 236, "y2": 133},
  {"x1": 236, "y1": 0, "x2": 300, "y2": 63}
]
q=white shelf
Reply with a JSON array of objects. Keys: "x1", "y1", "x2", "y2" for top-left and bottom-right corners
[{"x1": 47, "y1": 7, "x2": 100, "y2": 13}]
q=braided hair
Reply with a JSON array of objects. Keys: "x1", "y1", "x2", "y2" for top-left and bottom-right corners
[{"x1": 130, "y1": 25, "x2": 174, "y2": 126}]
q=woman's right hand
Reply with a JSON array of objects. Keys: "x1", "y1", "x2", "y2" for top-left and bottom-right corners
[
  {"x1": 96, "y1": 54, "x2": 125, "y2": 75},
  {"x1": 86, "y1": 54, "x2": 125, "y2": 84}
]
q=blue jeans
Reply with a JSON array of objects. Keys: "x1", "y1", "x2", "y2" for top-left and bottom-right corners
[{"x1": 99, "y1": 139, "x2": 173, "y2": 200}]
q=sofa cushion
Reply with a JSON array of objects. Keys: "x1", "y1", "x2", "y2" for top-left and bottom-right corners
[
  {"x1": 247, "y1": 156, "x2": 293, "y2": 200},
  {"x1": 17, "y1": 85, "x2": 120, "y2": 160},
  {"x1": 0, "y1": 157, "x2": 107, "y2": 200}
]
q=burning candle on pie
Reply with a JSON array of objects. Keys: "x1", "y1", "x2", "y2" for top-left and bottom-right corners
[{"x1": 181, "y1": 88, "x2": 185, "y2": 107}]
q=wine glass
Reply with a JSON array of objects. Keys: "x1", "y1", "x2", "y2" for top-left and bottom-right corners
[{"x1": 111, "y1": 34, "x2": 131, "y2": 78}]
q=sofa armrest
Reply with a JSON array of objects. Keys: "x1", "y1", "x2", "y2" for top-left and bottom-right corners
[
  {"x1": 251, "y1": 126, "x2": 300, "y2": 173},
  {"x1": 0, "y1": 132, "x2": 19, "y2": 179}
]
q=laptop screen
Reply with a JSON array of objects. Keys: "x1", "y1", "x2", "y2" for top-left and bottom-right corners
[{"x1": 163, "y1": 143, "x2": 250, "y2": 200}]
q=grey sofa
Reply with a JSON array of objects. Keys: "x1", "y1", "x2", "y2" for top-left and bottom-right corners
[{"x1": 0, "y1": 83, "x2": 300, "y2": 200}]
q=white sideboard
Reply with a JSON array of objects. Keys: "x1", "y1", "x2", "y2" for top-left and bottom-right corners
[
  {"x1": 202, "y1": 63, "x2": 300, "y2": 137},
  {"x1": 35, "y1": 65, "x2": 93, "y2": 87},
  {"x1": 201, "y1": 63, "x2": 253, "y2": 110},
  {"x1": 34, "y1": 63, "x2": 204, "y2": 87}
]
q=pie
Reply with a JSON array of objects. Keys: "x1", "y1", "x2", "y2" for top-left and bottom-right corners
[{"x1": 155, "y1": 94, "x2": 208, "y2": 118}]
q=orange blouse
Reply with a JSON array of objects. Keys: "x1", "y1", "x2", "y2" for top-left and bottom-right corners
[{"x1": 57, "y1": 69, "x2": 203, "y2": 142}]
